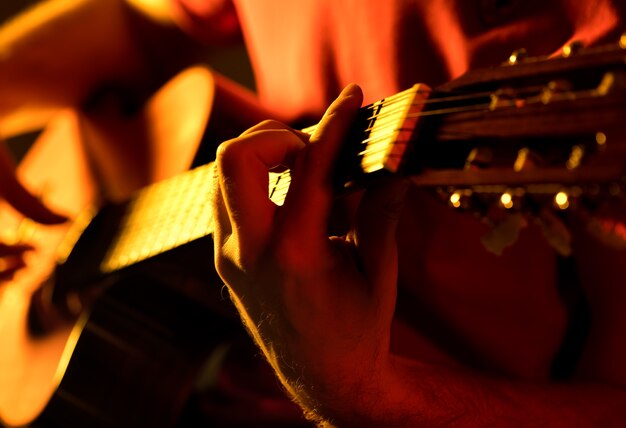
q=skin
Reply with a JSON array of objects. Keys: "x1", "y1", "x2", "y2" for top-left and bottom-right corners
[
  {"x1": 211, "y1": 84, "x2": 626, "y2": 427},
  {"x1": 2, "y1": 1, "x2": 626, "y2": 425},
  {"x1": 0, "y1": 0, "x2": 197, "y2": 273}
]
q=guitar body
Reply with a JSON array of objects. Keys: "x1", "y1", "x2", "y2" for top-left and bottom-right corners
[
  {"x1": 0, "y1": 67, "x2": 277, "y2": 427},
  {"x1": 0, "y1": 110, "x2": 97, "y2": 428},
  {"x1": 3, "y1": 40, "x2": 626, "y2": 427}
]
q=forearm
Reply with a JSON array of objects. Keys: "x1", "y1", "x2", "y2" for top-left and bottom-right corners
[
  {"x1": 0, "y1": 0, "x2": 136, "y2": 135},
  {"x1": 304, "y1": 353, "x2": 626, "y2": 427},
  {"x1": 0, "y1": 0, "x2": 204, "y2": 138}
]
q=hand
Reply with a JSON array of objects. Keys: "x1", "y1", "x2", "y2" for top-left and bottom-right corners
[
  {"x1": 211, "y1": 84, "x2": 408, "y2": 421},
  {"x1": 0, "y1": 241, "x2": 33, "y2": 282},
  {"x1": 0, "y1": 140, "x2": 65, "y2": 283},
  {"x1": 0, "y1": 139, "x2": 67, "y2": 224}
]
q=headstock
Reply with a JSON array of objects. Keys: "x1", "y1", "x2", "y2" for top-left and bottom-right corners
[
  {"x1": 403, "y1": 38, "x2": 626, "y2": 253},
  {"x1": 268, "y1": 38, "x2": 626, "y2": 253}
]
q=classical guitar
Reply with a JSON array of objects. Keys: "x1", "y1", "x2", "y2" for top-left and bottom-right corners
[
  {"x1": 0, "y1": 67, "x2": 276, "y2": 428},
  {"x1": 2, "y1": 40, "x2": 626, "y2": 427}
]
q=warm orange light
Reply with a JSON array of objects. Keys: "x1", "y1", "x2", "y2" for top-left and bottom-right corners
[
  {"x1": 555, "y1": 192, "x2": 569, "y2": 210},
  {"x1": 500, "y1": 192, "x2": 513, "y2": 209},
  {"x1": 449, "y1": 192, "x2": 461, "y2": 208}
]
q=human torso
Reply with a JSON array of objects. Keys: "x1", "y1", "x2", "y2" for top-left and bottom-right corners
[{"x1": 175, "y1": 0, "x2": 625, "y2": 380}]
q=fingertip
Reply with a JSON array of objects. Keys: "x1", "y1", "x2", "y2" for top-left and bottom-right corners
[{"x1": 339, "y1": 83, "x2": 363, "y2": 105}]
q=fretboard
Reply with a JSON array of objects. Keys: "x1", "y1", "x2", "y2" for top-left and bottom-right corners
[
  {"x1": 99, "y1": 163, "x2": 296, "y2": 273},
  {"x1": 99, "y1": 85, "x2": 428, "y2": 273},
  {"x1": 101, "y1": 163, "x2": 215, "y2": 272}
]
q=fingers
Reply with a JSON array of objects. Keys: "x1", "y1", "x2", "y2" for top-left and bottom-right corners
[
  {"x1": 213, "y1": 83, "x2": 363, "y2": 275},
  {"x1": 279, "y1": 84, "x2": 363, "y2": 244},
  {"x1": 213, "y1": 128, "x2": 306, "y2": 269},
  {"x1": 353, "y1": 178, "x2": 408, "y2": 300},
  {"x1": 0, "y1": 143, "x2": 67, "y2": 225},
  {"x1": 241, "y1": 119, "x2": 311, "y2": 144},
  {"x1": 0, "y1": 242, "x2": 33, "y2": 282}
]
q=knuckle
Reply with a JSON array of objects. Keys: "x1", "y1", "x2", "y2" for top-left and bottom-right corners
[
  {"x1": 213, "y1": 250, "x2": 232, "y2": 279},
  {"x1": 215, "y1": 236, "x2": 258, "y2": 277},
  {"x1": 215, "y1": 138, "x2": 237, "y2": 161},
  {"x1": 257, "y1": 119, "x2": 287, "y2": 130},
  {"x1": 215, "y1": 138, "x2": 247, "y2": 173}
]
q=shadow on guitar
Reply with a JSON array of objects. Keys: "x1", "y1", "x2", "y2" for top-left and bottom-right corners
[{"x1": 0, "y1": 66, "x2": 309, "y2": 428}]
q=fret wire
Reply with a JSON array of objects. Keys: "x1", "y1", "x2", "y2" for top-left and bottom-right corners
[
  {"x1": 272, "y1": 180, "x2": 291, "y2": 193},
  {"x1": 363, "y1": 111, "x2": 407, "y2": 132},
  {"x1": 358, "y1": 138, "x2": 412, "y2": 158},
  {"x1": 360, "y1": 83, "x2": 549, "y2": 123},
  {"x1": 271, "y1": 180, "x2": 291, "y2": 195},
  {"x1": 360, "y1": 127, "x2": 402, "y2": 147},
  {"x1": 104, "y1": 85, "x2": 538, "y2": 272},
  {"x1": 364, "y1": 88, "x2": 427, "y2": 114},
  {"x1": 102, "y1": 164, "x2": 215, "y2": 271},
  {"x1": 271, "y1": 180, "x2": 292, "y2": 197},
  {"x1": 366, "y1": 90, "x2": 496, "y2": 122},
  {"x1": 365, "y1": 89, "x2": 425, "y2": 110},
  {"x1": 366, "y1": 104, "x2": 415, "y2": 123}
]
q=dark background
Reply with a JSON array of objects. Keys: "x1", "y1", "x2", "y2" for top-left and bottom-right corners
[{"x1": 0, "y1": 0, "x2": 38, "y2": 22}]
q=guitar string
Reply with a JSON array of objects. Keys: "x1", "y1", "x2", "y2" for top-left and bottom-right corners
[
  {"x1": 111, "y1": 79, "x2": 600, "y2": 267},
  {"x1": 132, "y1": 88, "x2": 533, "y2": 254},
  {"x1": 364, "y1": 84, "x2": 552, "y2": 123},
  {"x1": 270, "y1": 102, "x2": 495, "y2": 197},
  {"x1": 121, "y1": 95, "x2": 501, "y2": 264},
  {"x1": 271, "y1": 84, "x2": 550, "y2": 198}
]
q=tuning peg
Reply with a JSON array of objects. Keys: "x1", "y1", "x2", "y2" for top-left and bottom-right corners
[
  {"x1": 595, "y1": 131, "x2": 607, "y2": 149},
  {"x1": 448, "y1": 188, "x2": 477, "y2": 210},
  {"x1": 513, "y1": 147, "x2": 542, "y2": 171},
  {"x1": 540, "y1": 80, "x2": 573, "y2": 104},
  {"x1": 465, "y1": 146, "x2": 493, "y2": 169},
  {"x1": 449, "y1": 190, "x2": 463, "y2": 208},
  {"x1": 554, "y1": 191, "x2": 570, "y2": 210},
  {"x1": 499, "y1": 188, "x2": 525, "y2": 210},
  {"x1": 500, "y1": 191, "x2": 514, "y2": 209},
  {"x1": 562, "y1": 40, "x2": 584, "y2": 57},
  {"x1": 507, "y1": 49, "x2": 527, "y2": 65},
  {"x1": 566, "y1": 145, "x2": 584, "y2": 170}
]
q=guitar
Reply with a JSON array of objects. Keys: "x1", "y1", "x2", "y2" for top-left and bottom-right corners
[
  {"x1": 0, "y1": 67, "x2": 280, "y2": 428},
  {"x1": 2, "y1": 39, "x2": 626, "y2": 427}
]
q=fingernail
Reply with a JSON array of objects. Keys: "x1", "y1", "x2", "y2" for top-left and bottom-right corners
[{"x1": 340, "y1": 83, "x2": 361, "y2": 98}]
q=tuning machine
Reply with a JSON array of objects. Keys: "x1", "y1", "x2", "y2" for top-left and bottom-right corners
[
  {"x1": 507, "y1": 48, "x2": 528, "y2": 65},
  {"x1": 561, "y1": 40, "x2": 584, "y2": 57}
]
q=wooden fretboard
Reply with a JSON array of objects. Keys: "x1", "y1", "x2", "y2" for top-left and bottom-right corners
[{"x1": 99, "y1": 85, "x2": 426, "y2": 273}]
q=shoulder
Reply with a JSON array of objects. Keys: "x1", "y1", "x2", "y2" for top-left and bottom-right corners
[{"x1": 170, "y1": 0, "x2": 241, "y2": 44}]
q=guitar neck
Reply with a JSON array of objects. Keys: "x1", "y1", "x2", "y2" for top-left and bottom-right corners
[
  {"x1": 101, "y1": 163, "x2": 215, "y2": 273},
  {"x1": 97, "y1": 84, "x2": 427, "y2": 272},
  {"x1": 88, "y1": 40, "x2": 626, "y2": 274}
]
